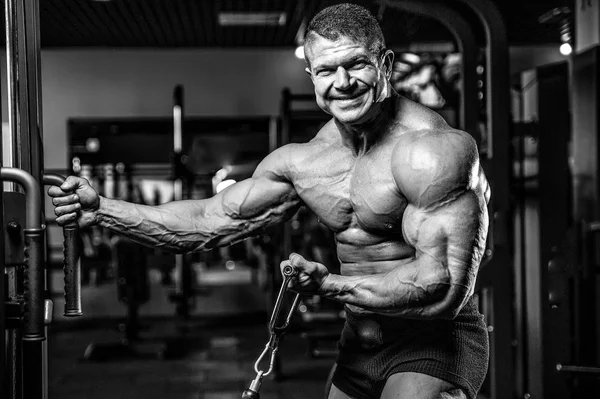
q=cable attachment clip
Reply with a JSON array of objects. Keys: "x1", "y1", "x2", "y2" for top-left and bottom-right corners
[{"x1": 243, "y1": 265, "x2": 301, "y2": 398}]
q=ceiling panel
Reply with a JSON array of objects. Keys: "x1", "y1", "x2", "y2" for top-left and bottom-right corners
[{"x1": 0, "y1": 0, "x2": 574, "y2": 48}]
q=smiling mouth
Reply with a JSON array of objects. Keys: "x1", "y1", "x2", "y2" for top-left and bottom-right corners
[{"x1": 332, "y1": 91, "x2": 367, "y2": 101}]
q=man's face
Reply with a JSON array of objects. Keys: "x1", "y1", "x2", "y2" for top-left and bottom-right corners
[{"x1": 305, "y1": 35, "x2": 391, "y2": 125}]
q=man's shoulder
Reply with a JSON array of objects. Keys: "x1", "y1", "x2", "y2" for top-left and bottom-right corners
[
  {"x1": 394, "y1": 127, "x2": 477, "y2": 158},
  {"x1": 253, "y1": 138, "x2": 327, "y2": 180},
  {"x1": 391, "y1": 128, "x2": 479, "y2": 207}
]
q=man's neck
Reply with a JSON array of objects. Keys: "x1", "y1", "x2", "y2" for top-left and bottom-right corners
[{"x1": 336, "y1": 94, "x2": 397, "y2": 156}]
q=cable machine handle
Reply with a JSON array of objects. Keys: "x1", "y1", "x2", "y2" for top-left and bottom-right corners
[
  {"x1": 43, "y1": 173, "x2": 83, "y2": 317},
  {"x1": 23, "y1": 227, "x2": 45, "y2": 340}
]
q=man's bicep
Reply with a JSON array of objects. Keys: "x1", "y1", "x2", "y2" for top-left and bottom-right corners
[
  {"x1": 227, "y1": 144, "x2": 301, "y2": 222},
  {"x1": 219, "y1": 175, "x2": 300, "y2": 222},
  {"x1": 157, "y1": 158, "x2": 300, "y2": 249},
  {"x1": 401, "y1": 189, "x2": 488, "y2": 317},
  {"x1": 200, "y1": 176, "x2": 300, "y2": 248}
]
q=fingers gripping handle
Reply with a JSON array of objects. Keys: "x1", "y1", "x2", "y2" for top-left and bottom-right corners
[
  {"x1": 62, "y1": 223, "x2": 82, "y2": 316},
  {"x1": 23, "y1": 228, "x2": 45, "y2": 341},
  {"x1": 43, "y1": 173, "x2": 83, "y2": 317}
]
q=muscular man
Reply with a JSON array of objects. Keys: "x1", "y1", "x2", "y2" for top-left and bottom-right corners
[{"x1": 50, "y1": 4, "x2": 490, "y2": 399}]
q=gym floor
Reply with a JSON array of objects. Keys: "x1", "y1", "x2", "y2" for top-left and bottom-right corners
[
  {"x1": 47, "y1": 265, "x2": 336, "y2": 399},
  {"x1": 48, "y1": 317, "x2": 335, "y2": 399},
  {"x1": 45, "y1": 265, "x2": 490, "y2": 399}
]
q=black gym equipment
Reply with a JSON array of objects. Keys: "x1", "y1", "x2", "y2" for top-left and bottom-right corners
[{"x1": 1, "y1": 0, "x2": 83, "y2": 397}]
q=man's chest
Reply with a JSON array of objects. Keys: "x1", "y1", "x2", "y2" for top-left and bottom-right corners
[{"x1": 291, "y1": 147, "x2": 408, "y2": 233}]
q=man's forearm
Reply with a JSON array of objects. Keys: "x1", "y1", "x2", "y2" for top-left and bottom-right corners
[
  {"x1": 96, "y1": 197, "x2": 214, "y2": 253},
  {"x1": 318, "y1": 259, "x2": 457, "y2": 319}
]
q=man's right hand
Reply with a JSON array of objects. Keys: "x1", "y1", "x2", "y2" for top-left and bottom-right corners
[{"x1": 48, "y1": 176, "x2": 100, "y2": 228}]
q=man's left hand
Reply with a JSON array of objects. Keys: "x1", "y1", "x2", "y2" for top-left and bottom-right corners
[{"x1": 280, "y1": 253, "x2": 330, "y2": 295}]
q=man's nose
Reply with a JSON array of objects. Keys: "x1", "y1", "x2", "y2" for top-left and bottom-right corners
[{"x1": 333, "y1": 66, "x2": 354, "y2": 90}]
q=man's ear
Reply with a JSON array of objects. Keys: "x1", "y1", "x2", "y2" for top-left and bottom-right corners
[
  {"x1": 305, "y1": 67, "x2": 314, "y2": 82},
  {"x1": 382, "y1": 50, "x2": 395, "y2": 80}
]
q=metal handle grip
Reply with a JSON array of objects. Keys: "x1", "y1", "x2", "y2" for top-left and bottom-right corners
[
  {"x1": 23, "y1": 228, "x2": 45, "y2": 341},
  {"x1": 242, "y1": 374, "x2": 262, "y2": 399},
  {"x1": 43, "y1": 173, "x2": 83, "y2": 317},
  {"x1": 62, "y1": 224, "x2": 82, "y2": 316},
  {"x1": 556, "y1": 363, "x2": 600, "y2": 374},
  {"x1": 241, "y1": 390, "x2": 260, "y2": 399}
]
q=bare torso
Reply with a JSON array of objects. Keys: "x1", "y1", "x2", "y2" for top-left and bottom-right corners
[
  {"x1": 290, "y1": 129, "x2": 409, "y2": 278},
  {"x1": 287, "y1": 98, "x2": 447, "y2": 280}
]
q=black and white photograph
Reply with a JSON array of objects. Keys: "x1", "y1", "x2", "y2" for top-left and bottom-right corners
[{"x1": 0, "y1": 1, "x2": 595, "y2": 398}]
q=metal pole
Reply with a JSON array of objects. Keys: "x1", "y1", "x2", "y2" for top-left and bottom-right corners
[
  {"x1": 4, "y1": 0, "x2": 24, "y2": 396},
  {"x1": 0, "y1": 58, "x2": 6, "y2": 399},
  {"x1": 4, "y1": 0, "x2": 46, "y2": 398},
  {"x1": 450, "y1": 2, "x2": 513, "y2": 398},
  {"x1": 4, "y1": 0, "x2": 22, "y2": 184},
  {"x1": 172, "y1": 85, "x2": 190, "y2": 319}
]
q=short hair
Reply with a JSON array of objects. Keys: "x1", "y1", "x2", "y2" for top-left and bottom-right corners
[{"x1": 304, "y1": 3, "x2": 386, "y2": 59}]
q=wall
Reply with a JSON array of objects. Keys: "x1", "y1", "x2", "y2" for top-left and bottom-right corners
[
  {"x1": 1, "y1": 49, "x2": 314, "y2": 169},
  {"x1": 0, "y1": 45, "x2": 567, "y2": 170},
  {"x1": 509, "y1": 45, "x2": 564, "y2": 76},
  {"x1": 575, "y1": 0, "x2": 600, "y2": 53}
]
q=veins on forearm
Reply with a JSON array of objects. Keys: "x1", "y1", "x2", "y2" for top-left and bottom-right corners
[
  {"x1": 98, "y1": 202, "x2": 213, "y2": 252},
  {"x1": 320, "y1": 256, "x2": 456, "y2": 318},
  {"x1": 97, "y1": 196, "x2": 296, "y2": 253}
]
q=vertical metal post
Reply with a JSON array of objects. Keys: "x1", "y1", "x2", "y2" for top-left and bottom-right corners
[
  {"x1": 172, "y1": 85, "x2": 191, "y2": 319},
  {"x1": 570, "y1": 45, "x2": 600, "y2": 397},
  {"x1": 280, "y1": 88, "x2": 291, "y2": 148},
  {"x1": 4, "y1": 0, "x2": 45, "y2": 398},
  {"x1": 4, "y1": 0, "x2": 23, "y2": 396},
  {"x1": 4, "y1": 0, "x2": 21, "y2": 183},
  {"x1": 534, "y1": 62, "x2": 572, "y2": 399},
  {"x1": 450, "y1": 2, "x2": 513, "y2": 398},
  {"x1": 0, "y1": 77, "x2": 6, "y2": 399}
]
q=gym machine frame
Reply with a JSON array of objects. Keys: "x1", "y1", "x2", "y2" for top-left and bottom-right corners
[
  {"x1": 516, "y1": 41, "x2": 600, "y2": 399},
  {"x1": 565, "y1": 44, "x2": 600, "y2": 393},
  {"x1": 279, "y1": 1, "x2": 512, "y2": 397},
  {"x1": 2, "y1": 0, "x2": 83, "y2": 398}
]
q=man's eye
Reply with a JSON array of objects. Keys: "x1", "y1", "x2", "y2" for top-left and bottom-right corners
[
  {"x1": 350, "y1": 62, "x2": 367, "y2": 70},
  {"x1": 317, "y1": 69, "x2": 334, "y2": 76}
]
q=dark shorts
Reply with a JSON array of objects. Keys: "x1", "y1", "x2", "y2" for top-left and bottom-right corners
[{"x1": 332, "y1": 297, "x2": 489, "y2": 399}]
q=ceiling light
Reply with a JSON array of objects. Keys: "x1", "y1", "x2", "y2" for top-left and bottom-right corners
[
  {"x1": 218, "y1": 12, "x2": 287, "y2": 26},
  {"x1": 295, "y1": 45, "x2": 305, "y2": 59},
  {"x1": 559, "y1": 43, "x2": 572, "y2": 56}
]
